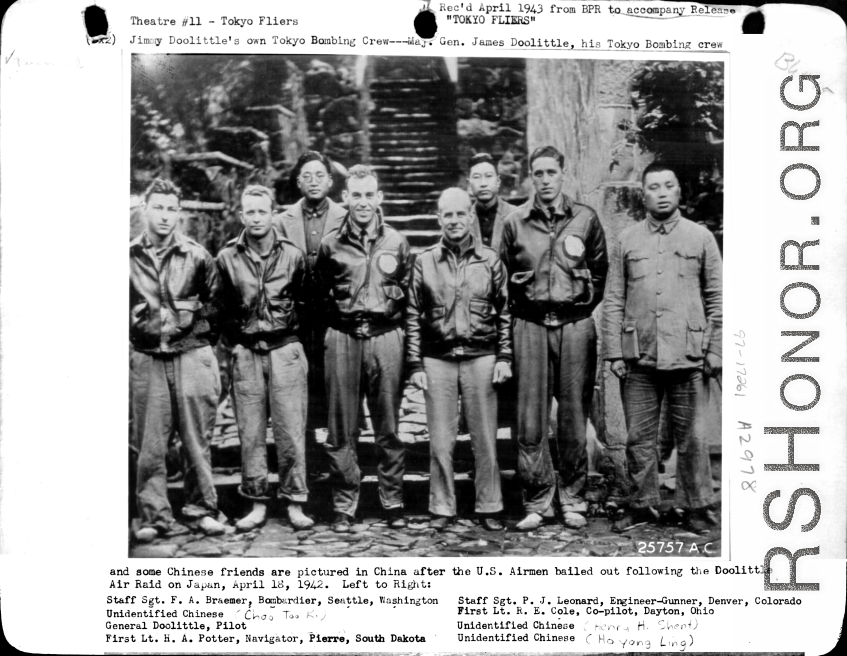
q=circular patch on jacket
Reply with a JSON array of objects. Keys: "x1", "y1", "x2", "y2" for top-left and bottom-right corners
[
  {"x1": 377, "y1": 253, "x2": 398, "y2": 275},
  {"x1": 563, "y1": 235, "x2": 586, "y2": 260}
]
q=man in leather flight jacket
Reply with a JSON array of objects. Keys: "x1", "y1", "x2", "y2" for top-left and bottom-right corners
[
  {"x1": 129, "y1": 179, "x2": 226, "y2": 543},
  {"x1": 407, "y1": 188, "x2": 513, "y2": 532},
  {"x1": 315, "y1": 165, "x2": 412, "y2": 532},
  {"x1": 216, "y1": 185, "x2": 314, "y2": 532},
  {"x1": 500, "y1": 146, "x2": 609, "y2": 531}
]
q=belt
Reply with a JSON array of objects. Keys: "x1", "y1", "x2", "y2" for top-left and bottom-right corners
[
  {"x1": 516, "y1": 304, "x2": 592, "y2": 327},
  {"x1": 237, "y1": 332, "x2": 298, "y2": 352},
  {"x1": 334, "y1": 317, "x2": 400, "y2": 339}
]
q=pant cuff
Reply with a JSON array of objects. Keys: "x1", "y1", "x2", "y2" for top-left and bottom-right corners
[
  {"x1": 475, "y1": 502, "x2": 504, "y2": 513},
  {"x1": 680, "y1": 496, "x2": 715, "y2": 510},
  {"x1": 278, "y1": 491, "x2": 309, "y2": 504},
  {"x1": 238, "y1": 485, "x2": 273, "y2": 502}
]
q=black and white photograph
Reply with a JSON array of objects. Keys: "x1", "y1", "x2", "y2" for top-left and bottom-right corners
[{"x1": 128, "y1": 53, "x2": 724, "y2": 558}]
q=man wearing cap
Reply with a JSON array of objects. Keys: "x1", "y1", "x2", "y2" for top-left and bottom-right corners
[
  {"x1": 217, "y1": 185, "x2": 314, "y2": 532},
  {"x1": 467, "y1": 153, "x2": 515, "y2": 251},
  {"x1": 407, "y1": 188, "x2": 512, "y2": 531},
  {"x1": 130, "y1": 178, "x2": 226, "y2": 543},
  {"x1": 315, "y1": 165, "x2": 411, "y2": 532},
  {"x1": 500, "y1": 146, "x2": 609, "y2": 531},
  {"x1": 274, "y1": 151, "x2": 347, "y2": 462},
  {"x1": 603, "y1": 162, "x2": 721, "y2": 535}
]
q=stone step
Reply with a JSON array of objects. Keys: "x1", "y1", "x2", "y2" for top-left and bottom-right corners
[
  {"x1": 368, "y1": 121, "x2": 442, "y2": 131},
  {"x1": 384, "y1": 215, "x2": 440, "y2": 231},
  {"x1": 383, "y1": 204, "x2": 438, "y2": 218},
  {"x1": 370, "y1": 79, "x2": 448, "y2": 89},
  {"x1": 373, "y1": 107, "x2": 452, "y2": 119},
  {"x1": 381, "y1": 192, "x2": 441, "y2": 202},
  {"x1": 370, "y1": 134, "x2": 452, "y2": 144},
  {"x1": 370, "y1": 155, "x2": 441, "y2": 164},
  {"x1": 405, "y1": 231, "x2": 443, "y2": 250},
  {"x1": 372, "y1": 145, "x2": 441, "y2": 156},
  {"x1": 375, "y1": 171, "x2": 450, "y2": 181},
  {"x1": 384, "y1": 182, "x2": 444, "y2": 193}
]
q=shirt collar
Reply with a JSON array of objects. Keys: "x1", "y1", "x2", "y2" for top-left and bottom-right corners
[
  {"x1": 476, "y1": 198, "x2": 499, "y2": 221},
  {"x1": 438, "y1": 232, "x2": 483, "y2": 261},
  {"x1": 531, "y1": 192, "x2": 572, "y2": 220},
  {"x1": 135, "y1": 230, "x2": 189, "y2": 254},
  {"x1": 303, "y1": 197, "x2": 329, "y2": 219},
  {"x1": 235, "y1": 227, "x2": 286, "y2": 251},
  {"x1": 341, "y1": 208, "x2": 384, "y2": 242},
  {"x1": 646, "y1": 209, "x2": 681, "y2": 234}
]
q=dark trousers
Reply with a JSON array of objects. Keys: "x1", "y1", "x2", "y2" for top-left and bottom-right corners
[
  {"x1": 621, "y1": 366, "x2": 714, "y2": 510},
  {"x1": 514, "y1": 316, "x2": 596, "y2": 514},
  {"x1": 324, "y1": 327, "x2": 406, "y2": 515}
]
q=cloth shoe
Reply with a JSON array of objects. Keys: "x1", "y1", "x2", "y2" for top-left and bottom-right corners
[
  {"x1": 235, "y1": 503, "x2": 267, "y2": 533},
  {"x1": 611, "y1": 507, "x2": 659, "y2": 533},
  {"x1": 480, "y1": 516, "x2": 504, "y2": 531},
  {"x1": 429, "y1": 515, "x2": 454, "y2": 531},
  {"x1": 332, "y1": 512, "x2": 352, "y2": 533},
  {"x1": 198, "y1": 515, "x2": 226, "y2": 536},
  {"x1": 515, "y1": 512, "x2": 544, "y2": 532},
  {"x1": 385, "y1": 508, "x2": 407, "y2": 529},
  {"x1": 686, "y1": 509, "x2": 716, "y2": 535},
  {"x1": 135, "y1": 527, "x2": 158, "y2": 543},
  {"x1": 287, "y1": 503, "x2": 315, "y2": 531}
]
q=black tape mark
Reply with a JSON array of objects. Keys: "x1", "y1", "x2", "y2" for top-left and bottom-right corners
[
  {"x1": 84, "y1": 5, "x2": 109, "y2": 39},
  {"x1": 414, "y1": 3, "x2": 437, "y2": 40},
  {"x1": 742, "y1": 10, "x2": 765, "y2": 34}
]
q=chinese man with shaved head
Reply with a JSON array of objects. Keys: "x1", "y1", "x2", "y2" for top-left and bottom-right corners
[{"x1": 407, "y1": 188, "x2": 513, "y2": 531}]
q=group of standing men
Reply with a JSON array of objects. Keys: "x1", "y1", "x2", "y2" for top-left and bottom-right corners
[{"x1": 130, "y1": 145, "x2": 722, "y2": 544}]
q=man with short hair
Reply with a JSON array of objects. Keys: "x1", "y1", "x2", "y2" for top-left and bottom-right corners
[
  {"x1": 315, "y1": 165, "x2": 411, "y2": 532},
  {"x1": 467, "y1": 153, "x2": 515, "y2": 250},
  {"x1": 216, "y1": 185, "x2": 314, "y2": 532},
  {"x1": 130, "y1": 178, "x2": 226, "y2": 543},
  {"x1": 500, "y1": 145, "x2": 609, "y2": 531},
  {"x1": 274, "y1": 152, "x2": 347, "y2": 447},
  {"x1": 603, "y1": 162, "x2": 722, "y2": 535},
  {"x1": 407, "y1": 188, "x2": 512, "y2": 531},
  {"x1": 467, "y1": 153, "x2": 517, "y2": 437}
]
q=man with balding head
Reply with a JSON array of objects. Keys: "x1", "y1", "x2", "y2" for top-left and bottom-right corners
[{"x1": 407, "y1": 188, "x2": 512, "y2": 531}]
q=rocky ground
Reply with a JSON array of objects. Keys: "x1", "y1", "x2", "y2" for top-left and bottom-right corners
[{"x1": 130, "y1": 507, "x2": 720, "y2": 559}]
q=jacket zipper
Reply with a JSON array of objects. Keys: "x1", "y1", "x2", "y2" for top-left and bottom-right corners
[{"x1": 359, "y1": 233, "x2": 381, "y2": 305}]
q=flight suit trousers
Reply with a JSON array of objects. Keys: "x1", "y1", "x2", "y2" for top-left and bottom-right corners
[
  {"x1": 423, "y1": 355, "x2": 503, "y2": 517},
  {"x1": 131, "y1": 345, "x2": 220, "y2": 531},
  {"x1": 513, "y1": 316, "x2": 597, "y2": 515},
  {"x1": 621, "y1": 366, "x2": 714, "y2": 510},
  {"x1": 231, "y1": 342, "x2": 309, "y2": 503},
  {"x1": 325, "y1": 327, "x2": 406, "y2": 515}
]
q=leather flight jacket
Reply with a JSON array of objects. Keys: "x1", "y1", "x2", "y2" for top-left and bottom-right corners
[
  {"x1": 215, "y1": 229, "x2": 306, "y2": 351},
  {"x1": 316, "y1": 210, "x2": 412, "y2": 338},
  {"x1": 407, "y1": 235, "x2": 512, "y2": 373},
  {"x1": 130, "y1": 231, "x2": 219, "y2": 354},
  {"x1": 500, "y1": 194, "x2": 608, "y2": 327}
]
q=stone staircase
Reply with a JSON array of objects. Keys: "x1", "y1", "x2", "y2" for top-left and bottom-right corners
[{"x1": 367, "y1": 74, "x2": 460, "y2": 251}]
